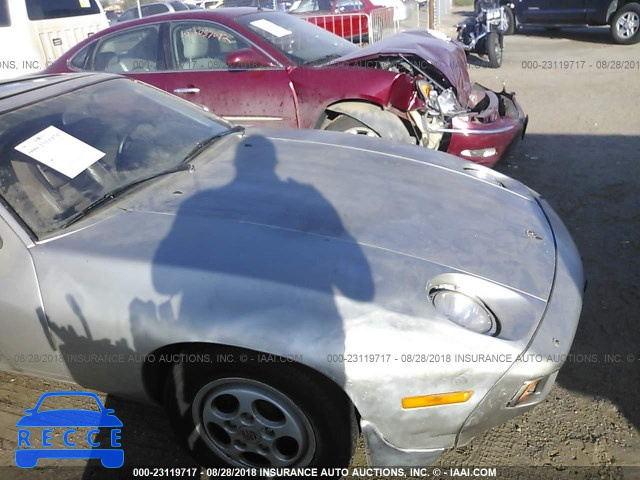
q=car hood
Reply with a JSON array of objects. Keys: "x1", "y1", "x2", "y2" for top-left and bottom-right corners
[
  {"x1": 332, "y1": 29, "x2": 472, "y2": 105},
  {"x1": 113, "y1": 128, "x2": 555, "y2": 300}
]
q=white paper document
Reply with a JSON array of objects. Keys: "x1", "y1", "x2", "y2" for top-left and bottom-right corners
[
  {"x1": 249, "y1": 19, "x2": 292, "y2": 38},
  {"x1": 15, "y1": 126, "x2": 105, "y2": 179}
]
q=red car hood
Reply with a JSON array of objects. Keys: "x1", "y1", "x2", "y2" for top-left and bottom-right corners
[{"x1": 332, "y1": 29, "x2": 472, "y2": 105}]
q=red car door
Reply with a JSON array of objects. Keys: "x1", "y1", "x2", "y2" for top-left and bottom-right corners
[{"x1": 162, "y1": 20, "x2": 298, "y2": 128}]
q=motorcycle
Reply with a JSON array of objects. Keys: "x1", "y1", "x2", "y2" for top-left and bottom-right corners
[{"x1": 456, "y1": 0, "x2": 506, "y2": 68}]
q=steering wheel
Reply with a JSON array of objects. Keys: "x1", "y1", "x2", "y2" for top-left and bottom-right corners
[
  {"x1": 116, "y1": 122, "x2": 156, "y2": 171},
  {"x1": 11, "y1": 159, "x2": 68, "y2": 217},
  {"x1": 11, "y1": 157, "x2": 119, "y2": 216}
]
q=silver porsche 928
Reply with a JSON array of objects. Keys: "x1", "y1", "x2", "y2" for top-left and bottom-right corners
[{"x1": 0, "y1": 73, "x2": 583, "y2": 470}]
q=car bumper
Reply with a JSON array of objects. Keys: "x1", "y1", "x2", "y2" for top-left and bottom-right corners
[
  {"x1": 363, "y1": 196, "x2": 583, "y2": 466},
  {"x1": 446, "y1": 89, "x2": 527, "y2": 168}
]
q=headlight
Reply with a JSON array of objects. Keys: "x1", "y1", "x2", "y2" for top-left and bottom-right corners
[
  {"x1": 436, "y1": 89, "x2": 461, "y2": 115},
  {"x1": 416, "y1": 80, "x2": 431, "y2": 100},
  {"x1": 429, "y1": 287, "x2": 499, "y2": 335}
]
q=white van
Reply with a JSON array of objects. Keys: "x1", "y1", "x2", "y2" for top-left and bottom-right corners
[{"x1": 0, "y1": 0, "x2": 108, "y2": 80}]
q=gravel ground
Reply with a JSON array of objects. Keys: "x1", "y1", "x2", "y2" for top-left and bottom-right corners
[
  {"x1": 1, "y1": 9, "x2": 639, "y2": 480},
  {"x1": 429, "y1": 9, "x2": 640, "y2": 478}
]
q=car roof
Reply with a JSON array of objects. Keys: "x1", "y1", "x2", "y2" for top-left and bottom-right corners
[
  {"x1": 0, "y1": 73, "x2": 123, "y2": 113},
  {"x1": 123, "y1": 1, "x2": 183, "y2": 10},
  {"x1": 115, "y1": 7, "x2": 269, "y2": 27}
]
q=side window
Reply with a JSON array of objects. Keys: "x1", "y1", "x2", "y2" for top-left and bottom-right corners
[
  {"x1": 290, "y1": 0, "x2": 319, "y2": 12},
  {"x1": 170, "y1": 1, "x2": 190, "y2": 11},
  {"x1": 90, "y1": 26, "x2": 161, "y2": 73},
  {"x1": 26, "y1": 0, "x2": 101, "y2": 20},
  {"x1": 317, "y1": 0, "x2": 332, "y2": 12},
  {"x1": 142, "y1": 4, "x2": 170, "y2": 16},
  {"x1": 171, "y1": 22, "x2": 263, "y2": 70},
  {"x1": 118, "y1": 9, "x2": 139, "y2": 22},
  {"x1": 336, "y1": 0, "x2": 363, "y2": 12},
  {"x1": 0, "y1": 0, "x2": 10, "y2": 27},
  {"x1": 70, "y1": 44, "x2": 92, "y2": 69}
]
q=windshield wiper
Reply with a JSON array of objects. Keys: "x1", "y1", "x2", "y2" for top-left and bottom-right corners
[
  {"x1": 61, "y1": 163, "x2": 193, "y2": 230},
  {"x1": 61, "y1": 126, "x2": 245, "y2": 230},
  {"x1": 182, "y1": 125, "x2": 245, "y2": 164},
  {"x1": 303, "y1": 54, "x2": 343, "y2": 66}
]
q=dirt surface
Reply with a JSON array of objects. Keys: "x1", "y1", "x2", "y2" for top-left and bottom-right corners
[{"x1": 1, "y1": 9, "x2": 639, "y2": 480}]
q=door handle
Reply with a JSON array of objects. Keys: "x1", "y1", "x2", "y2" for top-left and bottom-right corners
[{"x1": 173, "y1": 87, "x2": 200, "y2": 94}]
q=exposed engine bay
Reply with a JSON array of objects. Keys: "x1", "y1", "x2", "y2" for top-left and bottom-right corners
[{"x1": 349, "y1": 54, "x2": 519, "y2": 151}]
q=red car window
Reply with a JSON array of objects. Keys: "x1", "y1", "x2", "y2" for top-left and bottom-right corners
[
  {"x1": 335, "y1": 0, "x2": 364, "y2": 12},
  {"x1": 170, "y1": 21, "x2": 264, "y2": 71},
  {"x1": 90, "y1": 25, "x2": 161, "y2": 72}
]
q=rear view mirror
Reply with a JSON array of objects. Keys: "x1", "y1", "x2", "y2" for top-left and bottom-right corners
[{"x1": 225, "y1": 49, "x2": 275, "y2": 69}]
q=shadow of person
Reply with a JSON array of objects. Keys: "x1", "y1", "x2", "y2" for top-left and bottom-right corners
[
  {"x1": 81, "y1": 395, "x2": 199, "y2": 480},
  {"x1": 38, "y1": 296, "x2": 191, "y2": 477},
  {"x1": 47, "y1": 294, "x2": 139, "y2": 396},
  {"x1": 133, "y1": 134, "x2": 375, "y2": 388},
  {"x1": 125, "y1": 134, "x2": 374, "y2": 467}
]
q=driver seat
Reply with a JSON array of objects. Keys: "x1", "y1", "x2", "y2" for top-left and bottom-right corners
[{"x1": 181, "y1": 31, "x2": 219, "y2": 69}]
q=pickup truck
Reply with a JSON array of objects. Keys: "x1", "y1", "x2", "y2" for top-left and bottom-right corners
[{"x1": 486, "y1": 0, "x2": 640, "y2": 44}]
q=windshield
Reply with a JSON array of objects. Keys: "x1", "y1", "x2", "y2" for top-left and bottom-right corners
[
  {"x1": 237, "y1": 12, "x2": 358, "y2": 65},
  {"x1": 26, "y1": 0, "x2": 101, "y2": 20},
  {"x1": 0, "y1": 78, "x2": 230, "y2": 238},
  {"x1": 289, "y1": 0, "x2": 326, "y2": 13}
]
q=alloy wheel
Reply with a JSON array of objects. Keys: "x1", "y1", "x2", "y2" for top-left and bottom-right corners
[
  {"x1": 617, "y1": 11, "x2": 640, "y2": 38},
  {"x1": 192, "y1": 378, "x2": 316, "y2": 467}
]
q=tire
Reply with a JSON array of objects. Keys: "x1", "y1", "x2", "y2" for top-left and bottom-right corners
[
  {"x1": 164, "y1": 348, "x2": 356, "y2": 471},
  {"x1": 503, "y1": 7, "x2": 515, "y2": 35},
  {"x1": 611, "y1": 3, "x2": 640, "y2": 44},
  {"x1": 487, "y1": 32, "x2": 503, "y2": 68},
  {"x1": 325, "y1": 115, "x2": 380, "y2": 137}
]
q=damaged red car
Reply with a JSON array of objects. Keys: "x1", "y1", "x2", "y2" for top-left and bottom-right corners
[{"x1": 45, "y1": 8, "x2": 527, "y2": 166}]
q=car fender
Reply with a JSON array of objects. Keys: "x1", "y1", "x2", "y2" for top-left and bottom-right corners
[
  {"x1": 606, "y1": 0, "x2": 619, "y2": 22},
  {"x1": 323, "y1": 101, "x2": 416, "y2": 144}
]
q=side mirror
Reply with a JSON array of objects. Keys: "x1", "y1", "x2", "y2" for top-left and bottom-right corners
[{"x1": 225, "y1": 49, "x2": 275, "y2": 69}]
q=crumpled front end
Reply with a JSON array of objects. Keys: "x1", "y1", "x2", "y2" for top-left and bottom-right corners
[
  {"x1": 402, "y1": 61, "x2": 527, "y2": 167},
  {"x1": 444, "y1": 84, "x2": 527, "y2": 167},
  {"x1": 336, "y1": 30, "x2": 527, "y2": 167}
]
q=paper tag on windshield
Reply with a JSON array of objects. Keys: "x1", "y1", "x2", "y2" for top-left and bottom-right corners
[
  {"x1": 249, "y1": 19, "x2": 292, "y2": 38},
  {"x1": 15, "y1": 126, "x2": 105, "y2": 179}
]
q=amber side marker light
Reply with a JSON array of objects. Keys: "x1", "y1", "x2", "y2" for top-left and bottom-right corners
[{"x1": 402, "y1": 391, "x2": 473, "y2": 409}]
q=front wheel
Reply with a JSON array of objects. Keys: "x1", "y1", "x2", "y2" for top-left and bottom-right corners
[
  {"x1": 164, "y1": 350, "x2": 356, "y2": 471},
  {"x1": 611, "y1": 3, "x2": 640, "y2": 44},
  {"x1": 487, "y1": 32, "x2": 503, "y2": 68},
  {"x1": 325, "y1": 115, "x2": 380, "y2": 137}
]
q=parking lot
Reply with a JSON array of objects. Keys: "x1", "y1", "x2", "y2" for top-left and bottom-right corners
[
  {"x1": 1, "y1": 7, "x2": 639, "y2": 480},
  {"x1": 438, "y1": 12, "x2": 640, "y2": 477}
]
